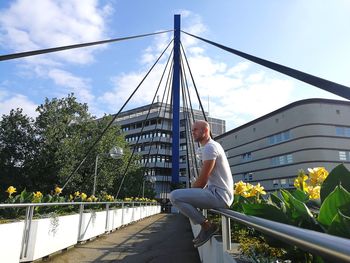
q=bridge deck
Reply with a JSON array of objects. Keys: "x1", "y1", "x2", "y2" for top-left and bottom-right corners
[{"x1": 46, "y1": 213, "x2": 200, "y2": 263}]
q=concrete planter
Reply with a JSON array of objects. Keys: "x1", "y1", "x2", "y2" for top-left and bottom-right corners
[
  {"x1": 122, "y1": 207, "x2": 133, "y2": 225},
  {"x1": 106, "y1": 208, "x2": 123, "y2": 231},
  {"x1": 190, "y1": 221, "x2": 237, "y2": 263},
  {"x1": 21, "y1": 214, "x2": 80, "y2": 262},
  {"x1": 0, "y1": 221, "x2": 24, "y2": 263},
  {"x1": 0, "y1": 204, "x2": 161, "y2": 262},
  {"x1": 133, "y1": 206, "x2": 142, "y2": 221},
  {"x1": 78, "y1": 211, "x2": 107, "y2": 242}
]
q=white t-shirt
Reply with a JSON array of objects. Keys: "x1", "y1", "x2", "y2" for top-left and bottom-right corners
[{"x1": 201, "y1": 139, "x2": 234, "y2": 206}]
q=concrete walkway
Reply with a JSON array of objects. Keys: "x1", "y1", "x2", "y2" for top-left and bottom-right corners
[{"x1": 46, "y1": 213, "x2": 200, "y2": 263}]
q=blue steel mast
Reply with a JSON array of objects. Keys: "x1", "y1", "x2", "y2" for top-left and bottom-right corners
[{"x1": 171, "y1": 14, "x2": 181, "y2": 184}]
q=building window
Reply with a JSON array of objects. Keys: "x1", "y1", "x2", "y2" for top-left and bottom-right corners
[
  {"x1": 280, "y1": 179, "x2": 288, "y2": 187},
  {"x1": 288, "y1": 178, "x2": 295, "y2": 187},
  {"x1": 268, "y1": 131, "x2": 291, "y2": 145},
  {"x1": 242, "y1": 152, "x2": 252, "y2": 162},
  {"x1": 273, "y1": 179, "x2": 279, "y2": 187},
  {"x1": 339, "y1": 151, "x2": 348, "y2": 161},
  {"x1": 336, "y1": 126, "x2": 350, "y2": 137},
  {"x1": 243, "y1": 173, "x2": 253, "y2": 181},
  {"x1": 271, "y1": 154, "x2": 293, "y2": 166}
]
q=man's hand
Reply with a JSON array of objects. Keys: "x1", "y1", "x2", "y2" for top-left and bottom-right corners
[{"x1": 192, "y1": 159, "x2": 216, "y2": 188}]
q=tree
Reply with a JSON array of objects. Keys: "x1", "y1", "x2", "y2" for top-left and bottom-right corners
[
  {"x1": 0, "y1": 109, "x2": 37, "y2": 199},
  {"x1": 0, "y1": 94, "x2": 150, "y2": 199}
]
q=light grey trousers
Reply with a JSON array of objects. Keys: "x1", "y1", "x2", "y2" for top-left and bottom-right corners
[{"x1": 169, "y1": 186, "x2": 228, "y2": 225}]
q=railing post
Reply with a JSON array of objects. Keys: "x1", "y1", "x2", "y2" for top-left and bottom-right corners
[
  {"x1": 202, "y1": 209, "x2": 207, "y2": 218},
  {"x1": 77, "y1": 204, "x2": 84, "y2": 240},
  {"x1": 105, "y1": 203, "x2": 110, "y2": 232},
  {"x1": 132, "y1": 202, "x2": 135, "y2": 222},
  {"x1": 139, "y1": 202, "x2": 141, "y2": 220},
  {"x1": 20, "y1": 205, "x2": 34, "y2": 260},
  {"x1": 121, "y1": 202, "x2": 124, "y2": 225},
  {"x1": 221, "y1": 215, "x2": 231, "y2": 251}
]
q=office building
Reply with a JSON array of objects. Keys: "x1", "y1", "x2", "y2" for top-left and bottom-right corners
[
  {"x1": 115, "y1": 102, "x2": 226, "y2": 198},
  {"x1": 215, "y1": 98, "x2": 350, "y2": 192}
]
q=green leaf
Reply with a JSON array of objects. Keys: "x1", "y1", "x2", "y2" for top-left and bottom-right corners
[
  {"x1": 242, "y1": 203, "x2": 290, "y2": 224},
  {"x1": 291, "y1": 189, "x2": 309, "y2": 202},
  {"x1": 280, "y1": 190, "x2": 322, "y2": 231},
  {"x1": 281, "y1": 190, "x2": 313, "y2": 220},
  {"x1": 20, "y1": 189, "x2": 33, "y2": 203},
  {"x1": 318, "y1": 185, "x2": 350, "y2": 227},
  {"x1": 320, "y1": 164, "x2": 350, "y2": 203},
  {"x1": 269, "y1": 192, "x2": 283, "y2": 208},
  {"x1": 327, "y1": 208, "x2": 350, "y2": 238}
]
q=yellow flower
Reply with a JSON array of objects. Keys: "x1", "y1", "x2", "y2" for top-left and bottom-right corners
[
  {"x1": 33, "y1": 191, "x2": 43, "y2": 199},
  {"x1": 81, "y1": 193, "x2": 87, "y2": 201},
  {"x1": 86, "y1": 197, "x2": 92, "y2": 202},
  {"x1": 306, "y1": 185, "x2": 321, "y2": 199},
  {"x1": 32, "y1": 191, "x2": 43, "y2": 203},
  {"x1": 90, "y1": 195, "x2": 98, "y2": 202},
  {"x1": 6, "y1": 186, "x2": 17, "y2": 196},
  {"x1": 251, "y1": 183, "x2": 267, "y2": 196},
  {"x1": 308, "y1": 167, "x2": 329, "y2": 186},
  {"x1": 74, "y1": 191, "x2": 80, "y2": 197},
  {"x1": 105, "y1": 194, "x2": 114, "y2": 202},
  {"x1": 234, "y1": 181, "x2": 247, "y2": 195},
  {"x1": 294, "y1": 171, "x2": 308, "y2": 191},
  {"x1": 54, "y1": 186, "x2": 62, "y2": 195},
  {"x1": 69, "y1": 194, "x2": 74, "y2": 201}
]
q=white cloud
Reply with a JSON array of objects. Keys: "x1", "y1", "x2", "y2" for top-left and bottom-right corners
[
  {"x1": 0, "y1": 0, "x2": 112, "y2": 64},
  {"x1": 99, "y1": 11, "x2": 297, "y2": 131},
  {"x1": 0, "y1": 91, "x2": 38, "y2": 118},
  {"x1": 48, "y1": 69, "x2": 94, "y2": 104},
  {"x1": 0, "y1": 0, "x2": 112, "y2": 117}
]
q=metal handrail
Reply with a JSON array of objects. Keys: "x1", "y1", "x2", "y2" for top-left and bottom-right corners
[
  {"x1": 210, "y1": 208, "x2": 350, "y2": 263},
  {"x1": 0, "y1": 201, "x2": 157, "y2": 209},
  {"x1": 0, "y1": 201, "x2": 159, "y2": 260}
]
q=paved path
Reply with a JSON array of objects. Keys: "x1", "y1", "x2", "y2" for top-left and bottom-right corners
[{"x1": 46, "y1": 213, "x2": 200, "y2": 263}]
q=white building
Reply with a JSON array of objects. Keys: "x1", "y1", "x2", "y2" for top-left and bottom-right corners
[{"x1": 215, "y1": 98, "x2": 350, "y2": 191}]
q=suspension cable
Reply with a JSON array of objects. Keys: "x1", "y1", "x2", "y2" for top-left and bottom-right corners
[
  {"x1": 62, "y1": 39, "x2": 173, "y2": 191},
  {"x1": 180, "y1": 53, "x2": 200, "y2": 180},
  {"x1": 159, "y1": 66, "x2": 174, "y2": 198},
  {"x1": 115, "y1": 43, "x2": 174, "y2": 199},
  {"x1": 133, "y1": 49, "x2": 174, "y2": 197},
  {"x1": 180, "y1": 43, "x2": 209, "y2": 122},
  {"x1": 180, "y1": 65, "x2": 195, "y2": 185},
  {"x1": 0, "y1": 30, "x2": 172, "y2": 61},
  {"x1": 182, "y1": 30, "x2": 350, "y2": 100}
]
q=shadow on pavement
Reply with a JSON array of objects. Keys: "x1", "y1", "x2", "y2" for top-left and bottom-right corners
[{"x1": 47, "y1": 213, "x2": 200, "y2": 263}]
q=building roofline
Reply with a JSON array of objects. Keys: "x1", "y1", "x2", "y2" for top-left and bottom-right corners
[
  {"x1": 215, "y1": 98, "x2": 350, "y2": 139},
  {"x1": 117, "y1": 102, "x2": 209, "y2": 117}
]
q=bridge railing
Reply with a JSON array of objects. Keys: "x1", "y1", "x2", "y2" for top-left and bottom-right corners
[
  {"x1": 0, "y1": 201, "x2": 159, "y2": 262},
  {"x1": 208, "y1": 208, "x2": 350, "y2": 263}
]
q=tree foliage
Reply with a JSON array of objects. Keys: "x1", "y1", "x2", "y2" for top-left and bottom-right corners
[{"x1": 0, "y1": 94, "x2": 153, "y2": 201}]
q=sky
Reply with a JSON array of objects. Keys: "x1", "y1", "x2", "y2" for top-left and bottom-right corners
[{"x1": 1, "y1": 0, "x2": 350, "y2": 131}]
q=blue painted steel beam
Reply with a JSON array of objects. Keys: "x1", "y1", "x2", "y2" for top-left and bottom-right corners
[{"x1": 171, "y1": 15, "x2": 181, "y2": 184}]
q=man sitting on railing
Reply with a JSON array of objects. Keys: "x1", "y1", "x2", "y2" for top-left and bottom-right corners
[{"x1": 169, "y1": 120, "x2": 233, "y2": 248}]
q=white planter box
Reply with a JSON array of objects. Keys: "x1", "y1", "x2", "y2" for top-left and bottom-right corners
[
  {"x1": 190, "y1": 221, "x2": 236, "y2": 263},
  {"x1": 106, "y1": 208, "x2": 123, "y2": 231},
  {"x1": 0, "y1": 204, "x2": 160, "y2": 263},
  {"x1": 21, "y1": 214, "x2": 79, "y2": 262},
  {"x1": 78, "y1": 210, "x2": 107, "y2": 242},
  {"x1": 133, "y1": 206, "x2": 142, "y2": 221},
  {"x1": 122, "y1": 207, "x2": 133, "y2": 225},
  {"x1": 0, "y1": 221, "x2": 24, "y2": 263}
]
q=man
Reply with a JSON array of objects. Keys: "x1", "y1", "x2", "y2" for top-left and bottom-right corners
[{"x1": 169, "y1": 120, "x2": 233, "y2": 248}]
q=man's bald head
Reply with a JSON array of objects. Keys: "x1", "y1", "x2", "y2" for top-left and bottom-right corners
[{"x1": 191, "y1": 120, "x2": 211, "y2": 145}]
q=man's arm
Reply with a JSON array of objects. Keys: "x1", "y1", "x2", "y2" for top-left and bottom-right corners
[{"x1": 192, "y1": 159, "x2": 216, "y2": 188}]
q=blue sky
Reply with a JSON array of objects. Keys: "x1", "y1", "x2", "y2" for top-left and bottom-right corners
[{"x1": 1, "y1": 0, "x2": 349, "y2": 130}]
